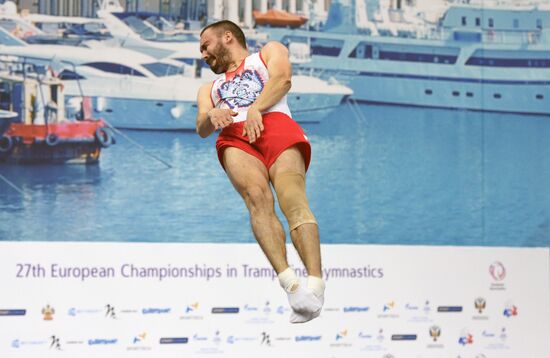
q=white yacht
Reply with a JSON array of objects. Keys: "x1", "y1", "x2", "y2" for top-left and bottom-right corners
[
  {"x1": 263, "y1": 0, "x2": 550, "y2": 115},
  {"x1": 0, "y1": 27, "x2": 205, "y2": 130}
]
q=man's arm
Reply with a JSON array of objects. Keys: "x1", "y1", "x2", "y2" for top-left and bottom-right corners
[
  {"x1": 196, "y1": 82, "x2": 236, "y2": 138},
  {"x1": 243, "y1": 41, "x2": 292, "y2": 143}
]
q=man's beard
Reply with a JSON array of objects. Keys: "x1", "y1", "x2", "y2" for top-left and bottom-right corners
[{"x1": 207, "y1": 42, "x2": 232, "y2": 74}]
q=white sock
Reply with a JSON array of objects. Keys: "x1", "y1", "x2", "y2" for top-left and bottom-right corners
[
  {"x1": 278, "y1": 267, "x2": 299, "y2": 293},
  {"x1": 289, "y1": 276, "x2": 325, "y2": 324},
  {"x1": 287, "y1": 283, "x2": 322, "y2": 315},
  {"x1": 307, "y1": 276, "x2": 326, "y2": 298}
]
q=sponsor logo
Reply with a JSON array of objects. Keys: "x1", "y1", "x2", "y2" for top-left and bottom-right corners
[
  {"x1": 358, "y1": 332, "x2": 373, "y2": 339},
  {"x1": 489, "y1": 261, "x2": 506, "y2": 281},
  {"x1": 0, "y1": 309, "x2": 26, "y2": 316},
  {"x1": 503, "y1": 302, "x2": 518, "y2": 318},
  {"x1": 105, "y1": 304, "x2": 117, "y2": 319},
  {"x1": 211, "y1": 307, "x2": 239, "y2": 314},
  {"x1": 429, "y1": 326, "x2": 441, "y2": 342},
  {"x1": 68, "y1": 307, "x2": 102, "y2": 316},
  {"x1": 343, "y1": 306, "x2": 370, "y2": 313},
  {"x1": 378, "y1": 301, "x2": 399, "y2": 318},
  {"x1": 226, "y1": 335, "x2": 256, "y2": 344},
  {"x1": 377, "y1": 329, "x2": 385, "y2": 342},
  {"x1": 475, "y1": 297, "x2": 486, "y2": 314},
  {"x1": 142, "y1": 308, "x2": 171, "y2": 315},
  {"x1": 423, "y1": 300, "x2": 432, "y2": 314},
  {"x1": 336, "y1": 329, "x2": 348, "y2": 341},
  {"x1": 49, "y1": 335, "x2": 62, "y2": 350},
  {"x1": 133, "y1": 333, "x2": 147, "y2": 344},
  {"x1": 185, "y1": 302, "x2": 199, "y2": 314},
  {"x1": 391, "y1": 334, "x2": 417, "y2": 341},
  {"x1": 404, "y1": 303, "x2": 419, "y2": 311},
  {"x1": 499, "y1": 327, "x2": 508, "y2": 341},
  {"x1": 383, "y1": 301, "x2": 395, "y2": 312},
  {"x1": 159, "y1": 337, "x2": 188, "y2": 344},
  {"x1": 295, "y1": 335, "x2": 322, "y2": 342},
  {"x1": 276, "y1": 305, "x2": 287, "y2": 315},
  {"x1": 42, "y1": 305, "x2": 55, "y2": 321},
  {"x1": 193, "y1": 334, "x2": 208, "y2": 342},
  {"x1": 127, "y1": 332, "x2": 151, "y2": 351},
  {"x1": 438, "y1": 306, "x2": 463, "y2": 312},
  {"x1": 458, "y1": 330, "x2": 474, "y2": 346},
  {"x1": 88, "y1": 338, "x2": 118, "y2": 346},
  {"x1": 260, "y1": 332, "x2": 271, "y2": 346},
  {"x1": 243, "y1": 304, "x2": 258, "y2": 312},
  {"x1": 11, "y1": 339, "x2": 48, "y2": 348},
  {"x1": 482, "y1": 330, "x2": 495, "y2": 338}
]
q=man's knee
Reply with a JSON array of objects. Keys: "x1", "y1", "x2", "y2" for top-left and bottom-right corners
[
  {"x1": 273, "y1": 172, "x2": 317, "y2": 231},
  {"x1": 242, "y1": 185, "x2": 273, "y2": 214}
]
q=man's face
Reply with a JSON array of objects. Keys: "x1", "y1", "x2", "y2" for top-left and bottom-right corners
[{"x1": 200, "y1": 29, "x2": 232, "y2": 74}]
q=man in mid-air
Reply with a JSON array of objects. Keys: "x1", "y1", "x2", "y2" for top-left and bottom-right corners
[{"x1": 195, "y1": 20, "x2": 325, "y2": 323}]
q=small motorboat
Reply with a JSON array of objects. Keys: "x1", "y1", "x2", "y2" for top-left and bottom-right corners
[
  {"x1": 0, "y1": 63, "x2": 115, "y2": 164},
  {"x1": 0, "y1": 109, "x2": 17, "y2": 135}
]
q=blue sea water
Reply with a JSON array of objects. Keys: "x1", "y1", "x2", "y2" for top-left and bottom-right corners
[{"x1": 0, "y1": 103, "x2": 549, "y2": 246}]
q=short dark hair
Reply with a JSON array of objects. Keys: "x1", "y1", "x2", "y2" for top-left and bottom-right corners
[{"x1": 200, "y1": 20, "x2": 247, "y2": 49}]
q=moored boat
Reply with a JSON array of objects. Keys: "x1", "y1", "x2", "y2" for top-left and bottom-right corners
[{"x1": 0, "y1": 65, "x2": 114, "y2": 164}]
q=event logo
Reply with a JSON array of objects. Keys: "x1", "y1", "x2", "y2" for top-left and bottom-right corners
[
  {"x1": 458, "y1": 330, "x2": 474, "y2": 346},
  {"x1": 429, "y1": 326, "x2": 441, "y2": 342},
  {"x1": 50, "y1": 335, "x2": 62, "y2": 350},
  {"x1": 503, "y1": 302, "x2": 518, "y2": 318},
  {"x1": 105, "y1": 304, "x2": 117, "y2": 319},
  {"x1": 260, "y1": 332, "x2": 271, "y2": 346},
  {"x1": 475, "y1": 297, "x2": 486, "y2": 314},
  {"x1": 489, "y1": 261, "x2": 506, "y2": 281},
  {"x1": 42, "y1": 305, "x2": 55, "y2": 321}
]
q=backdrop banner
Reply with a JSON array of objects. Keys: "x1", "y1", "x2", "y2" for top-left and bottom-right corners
[{"x1": 0, "y1": 242, "x2": 548, "y2": 358}]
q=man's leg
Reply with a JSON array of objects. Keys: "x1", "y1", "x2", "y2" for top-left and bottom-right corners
[
  {"x1": 269, "y1": 146, "x2": 325, "y2": 322},
  {"x1": 223, "y1": 147, "x2": 288, "y2": 274}
]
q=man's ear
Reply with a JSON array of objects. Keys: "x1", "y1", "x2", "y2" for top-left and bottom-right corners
[{"x1": 223, "y1": 30, "x2": 232, "y2": 44}]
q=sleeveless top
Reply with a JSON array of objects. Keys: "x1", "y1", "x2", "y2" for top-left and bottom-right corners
[{"x1": 210, "y1": 52, "x2": 292, "y2": 123}]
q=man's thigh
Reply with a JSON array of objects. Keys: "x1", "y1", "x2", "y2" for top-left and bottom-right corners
[
  {"x1": 223, "y1": 147, "x2": 271, "y2": 195},
  {"x1": 268, "y1": 146, "x2": 306, "y2": 182}
]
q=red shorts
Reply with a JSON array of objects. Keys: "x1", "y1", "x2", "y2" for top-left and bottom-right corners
[{"x1": 216, "y1": 112, "x2": 311, "y2": 171}]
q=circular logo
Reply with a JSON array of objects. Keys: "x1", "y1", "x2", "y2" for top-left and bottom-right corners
[{"x1": 489, "y1": 261, "x2": 506, "y2": 281}]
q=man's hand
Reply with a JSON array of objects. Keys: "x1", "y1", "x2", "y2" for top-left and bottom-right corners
[
  {"x1": 242, "y1": 106, "x2": 264, "y2": 143},
  {"x1": 208, "y1": 108, "x2": 237, "y2": 130}
]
